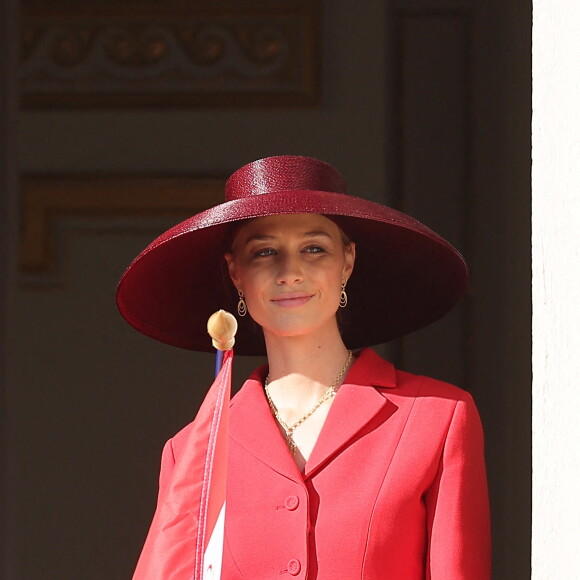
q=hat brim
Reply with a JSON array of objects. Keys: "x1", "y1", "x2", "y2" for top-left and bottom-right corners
[{"x1": 116, "y1": 190, "x2": 468, "y2": 355}]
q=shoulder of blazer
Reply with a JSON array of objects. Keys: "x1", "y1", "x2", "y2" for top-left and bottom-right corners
[{"x1": 393, "y1": 367, "x2": 474, "y2": 403}]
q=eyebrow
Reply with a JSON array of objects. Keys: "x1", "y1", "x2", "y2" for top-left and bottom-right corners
[
  {"x1": 303, "y1": 230, "x2": 333, "y2": 239},
  {"x1": 241, "y1": 230, "x2": 333, "y2": 246}
]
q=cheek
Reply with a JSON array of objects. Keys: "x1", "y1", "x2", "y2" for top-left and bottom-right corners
[
  {"x1": 322, "y1": 263, "x2": 345, "y2": 286},
  {"x1": 231, "y1": 261, "x2": 256, "y2": 288},
  {"x1": 239, "y1": 272, "x2": 267, "y2": 303}
]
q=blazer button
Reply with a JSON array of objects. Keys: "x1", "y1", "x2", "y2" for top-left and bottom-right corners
[
  {"x1": 285, "y1": 495, "x2": 300, "y2": 511},
  {"x1": 287, "y1": 559, "x2": 301, "y2": 576}
]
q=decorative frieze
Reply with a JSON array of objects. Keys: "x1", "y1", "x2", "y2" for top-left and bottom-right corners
[{"x1": 21, "y1": 1, "x2": 319, "y2": 107}]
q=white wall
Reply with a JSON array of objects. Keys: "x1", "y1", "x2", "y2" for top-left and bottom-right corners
[{"x1": 532, "y1": 1, "x2": 580, "y2": 577}]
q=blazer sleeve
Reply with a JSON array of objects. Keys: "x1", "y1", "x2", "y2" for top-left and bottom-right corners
[
  {"x1": 131, "y1": 438, "x2": 178, "y2": 580},
  {"x1": 158, "y1": 438, "x2": 176, "y2": 494},
  {"x1": 424, "y1": 392, "x2": 491, "y2": 580}
]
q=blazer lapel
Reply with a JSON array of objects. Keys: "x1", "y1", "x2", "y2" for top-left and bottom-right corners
[
  {"x1": 304, "y1": 348, "x2": 398, "y2": 478},
  {"x1": 229, "y1": 372, "x2": 304, "y2": 484},
  {"x1": 229, "y1": 349, "x2": 399, "y2": 482}
]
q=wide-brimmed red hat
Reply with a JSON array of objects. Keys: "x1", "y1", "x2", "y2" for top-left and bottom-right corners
[{"x1": 116, "y1": 155, "x2": 468, "y2": 355}]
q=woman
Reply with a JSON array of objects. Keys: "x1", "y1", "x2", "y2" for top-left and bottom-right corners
[{"x1": 117, "y1": 155, "x2": 491, "y2": 579}]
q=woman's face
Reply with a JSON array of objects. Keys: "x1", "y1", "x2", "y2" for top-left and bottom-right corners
[{"x1": 225, "y1": 214, "x2": 355, "y2": 341}]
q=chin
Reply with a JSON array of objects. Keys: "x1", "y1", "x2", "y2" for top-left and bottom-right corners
[
  {"x1": 262, "y1": 323, "x2": 312, "y2": 339},
  {"x1": 261, "y1": 317, "x2": 338, "y2": 341}
]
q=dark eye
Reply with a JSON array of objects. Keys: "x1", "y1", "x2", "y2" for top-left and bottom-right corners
[
  {"x1": 253, "y1": 248, "x2": 276, "y2": 257},
  {"x1": 304, "y1": 245, "x2": 325, "y2": 254}
]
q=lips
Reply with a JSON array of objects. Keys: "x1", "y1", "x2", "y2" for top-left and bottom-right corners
[{"x1": 271, "y1": 293, "x2": 314, "y2": 308}]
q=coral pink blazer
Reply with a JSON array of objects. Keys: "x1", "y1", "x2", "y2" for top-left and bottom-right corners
[{"x1": 161, "y1": 348, "x2": 490, "y2": 579}]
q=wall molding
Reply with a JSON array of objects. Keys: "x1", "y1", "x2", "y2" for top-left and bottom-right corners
[{"x1": 20, "y1": 174, "x2": 225, "y2": 286}]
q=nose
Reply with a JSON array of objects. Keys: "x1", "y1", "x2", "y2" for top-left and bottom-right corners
[{"x1": 276, "y1": 253, "x2": 304, "y2": 285}]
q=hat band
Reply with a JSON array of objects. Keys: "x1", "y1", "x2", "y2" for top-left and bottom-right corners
[{"x1": 225, "y1": 155, "x2": 347, "y2": 201}]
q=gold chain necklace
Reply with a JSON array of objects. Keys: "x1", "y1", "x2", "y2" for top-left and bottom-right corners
[{"x1": 264, "y1": 350, "x2": 353, "y2": 455}]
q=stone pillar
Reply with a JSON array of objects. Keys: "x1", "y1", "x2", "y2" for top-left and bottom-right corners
[{"x1": 532, "y1": 1, "x2": 580, "y2": 576}]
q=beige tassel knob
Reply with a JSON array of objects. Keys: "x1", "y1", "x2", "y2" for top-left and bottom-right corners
[{"x1": 207, "y1": 310, "x2": 238, "y2": 351}]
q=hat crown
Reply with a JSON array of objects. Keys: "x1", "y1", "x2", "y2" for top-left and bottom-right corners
[{"x1": 225, "y1": 155, "x2": 347, "y2": 201}]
